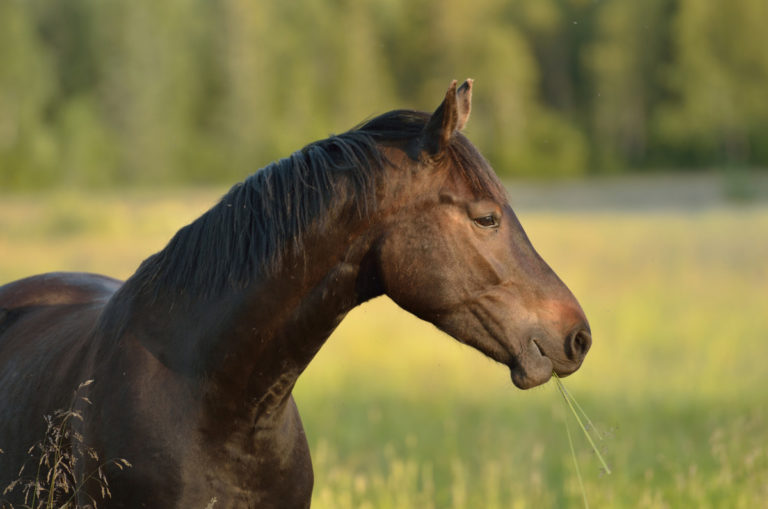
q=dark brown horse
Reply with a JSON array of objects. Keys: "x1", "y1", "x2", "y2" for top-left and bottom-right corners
[{"x1": 0, "y1": 80, "x2": 590, "y2": 508}]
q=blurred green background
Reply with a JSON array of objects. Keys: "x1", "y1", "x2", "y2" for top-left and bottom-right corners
[
  {"x1": 2, "y1": 0, "x2": 768, "y2": 507},
  {"x1": 1, "y1": 0, "x2": 767, "y2": 189}
]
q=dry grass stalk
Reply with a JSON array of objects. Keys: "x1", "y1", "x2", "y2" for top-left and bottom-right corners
[{"x1": 1, "y1": 381, "x2": 131, "y2": 509}]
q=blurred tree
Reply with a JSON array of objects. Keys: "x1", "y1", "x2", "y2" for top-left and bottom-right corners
[
  {"x1": 586, "y1": 0, "x2": 674, "y2": 171},
  {"x1": 512, "y1": 0, "x2": 598, "y2": 115},
  {"x1": 24, "y1": 0, "x2": 119, "y2": 186},
  {"x1": 91, "y1": 0, "x2": 201, "y2": 184},
  {"x1": 1, "y1": 0, "x2": 766, "y2": 190},
  {"x1": 0, "y1": 0, "x2": 57, "y2": 189},
  {"x1": 319, "y1": 0, "x2": 395, "y2": 131},
  {"x1": 206, "y1": 0, "x2": 277, "y2": 181},
  {"x1": 657, "y1": 0, "x2": 768, "y2": 167},
  {"x1": 208, "y1": 0, "x2": 395, "y2": 180},
  {"x1": 381, "y1": 0, "x2": 588, "y2": 176},
  {"x1": 28, "y1": 0, "x2": 98, "y2": 106}
]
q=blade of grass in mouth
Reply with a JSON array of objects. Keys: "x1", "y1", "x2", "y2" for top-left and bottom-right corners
[
  {"x1": 553, "y1": 372, "x2": 612, "y2": 475},
  {"x1": 564, "y1": 410, "x2": 590, "y2": 509}
]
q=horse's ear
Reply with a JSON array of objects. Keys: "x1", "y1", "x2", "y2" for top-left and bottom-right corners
[{"x1": 420, "y1": 79, "x2": 473, "y2": 156}]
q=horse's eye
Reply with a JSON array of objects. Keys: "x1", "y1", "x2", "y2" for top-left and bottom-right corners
[{"x1": 473, "y1": 215, "x2": 499, "y2": 229}]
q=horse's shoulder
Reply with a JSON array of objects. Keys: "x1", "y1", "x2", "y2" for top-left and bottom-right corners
[{"x1": 0, "y1": 272, "x2": 122, "y2": 310}]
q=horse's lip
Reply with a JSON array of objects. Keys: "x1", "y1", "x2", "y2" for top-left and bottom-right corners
[
  {"x1": 461, "y1": 303, "x2": 553, "y2": 389},
  {"x1": 508, "y1": 338, "x2": 553, "y2": 389}
]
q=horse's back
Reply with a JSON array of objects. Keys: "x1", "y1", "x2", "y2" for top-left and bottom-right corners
[
  {"x1": 0, "y1": 272, "x2": 122, "y2": 482},
  {"x1": 0, "y1": 272, "x2": 122, "y2": 365},
  {"x1": 0, "y1": 271, "x2": 121, "y2": 341},
  {"x1": 0, "y1": 272, "x2": 121, "y2": 310}
]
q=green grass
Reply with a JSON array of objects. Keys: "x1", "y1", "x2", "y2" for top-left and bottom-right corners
[{"x1": 2, "y1": 187, "x2": 767, "y2": 508}]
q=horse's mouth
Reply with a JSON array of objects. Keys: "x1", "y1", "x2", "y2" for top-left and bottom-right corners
[{"x1": 508, "y1": 338, "x2": 554, "y2": 390}]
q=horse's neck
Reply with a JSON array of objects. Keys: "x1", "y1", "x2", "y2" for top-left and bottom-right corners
[
  {"x1": 201, "y1": 242, "x2": 382, "y2": 432},
  {"x1": 113, "y1": 217, "x2": 382, "y2": 422},
  {"x1": 237, "y1": 258, "x2": 369, "y2": 412}
]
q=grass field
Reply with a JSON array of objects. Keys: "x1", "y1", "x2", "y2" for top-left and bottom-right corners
[{"x1": 1, "y1": 178, "x2": 767, "y2": 508}]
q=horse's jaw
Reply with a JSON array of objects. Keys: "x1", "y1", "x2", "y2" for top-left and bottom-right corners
[{"x1": 416, "y1": 291, "x2": 591, "y2": 390}]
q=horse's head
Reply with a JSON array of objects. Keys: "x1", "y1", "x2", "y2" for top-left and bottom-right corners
[{"x1": 374, "y1": 80, "x2": 591, "y2": 389}]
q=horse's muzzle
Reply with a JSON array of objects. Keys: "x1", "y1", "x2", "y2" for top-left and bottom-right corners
[
  {"x1": 509, "y1": 325, "x2": 592, "y2": 389},
  {"x1": 564, "y1": 327, "x2": 592, "y2": 365}
]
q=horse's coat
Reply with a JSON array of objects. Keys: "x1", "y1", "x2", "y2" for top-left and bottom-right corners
[{"x1": 0, "y1": 81, "x2": 591, "y2": 508}]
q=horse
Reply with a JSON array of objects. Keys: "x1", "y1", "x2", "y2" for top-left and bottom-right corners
[{"x1": 0, "y1": 80, "x2": 591, "y2": 508}]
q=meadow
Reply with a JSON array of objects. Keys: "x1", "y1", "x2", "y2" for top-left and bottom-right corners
[{"x1": 1, "y1": 177, "x2": 766, "y2": 508}]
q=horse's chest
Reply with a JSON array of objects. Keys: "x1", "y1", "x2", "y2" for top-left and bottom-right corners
[{"x1": 184, "y1": 399, "x2": 313, "y2": 508}]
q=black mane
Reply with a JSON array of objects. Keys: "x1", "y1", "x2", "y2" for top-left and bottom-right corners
[{"x1": 127, "y1": 110, "x2": 506, "y2": 297}]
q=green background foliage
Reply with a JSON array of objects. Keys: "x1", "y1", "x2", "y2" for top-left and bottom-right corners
[{"x1": 1, "y1": 0, "x2": 767, "y2": 189}]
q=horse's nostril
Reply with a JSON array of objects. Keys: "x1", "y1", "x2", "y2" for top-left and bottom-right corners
[{"x1": 566, "y1": 328, "x2": 592, "y2": 361}]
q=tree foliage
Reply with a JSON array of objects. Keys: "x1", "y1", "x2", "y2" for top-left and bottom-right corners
[{"x1": 0, "y1": 0, "x2": 766, "y2": 189}]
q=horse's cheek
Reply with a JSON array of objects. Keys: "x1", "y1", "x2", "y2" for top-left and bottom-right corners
[{"x1": 376, "y1": 232, "x2": 452, "y2": 317}]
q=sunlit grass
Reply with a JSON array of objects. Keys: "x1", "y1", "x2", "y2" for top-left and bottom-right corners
[
  {"x1": 0, "y1": 188, "x2": 225, "y2": 282},
  {"x1": 1, "y1": 188, "x2": 767, "y2": 507}
]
